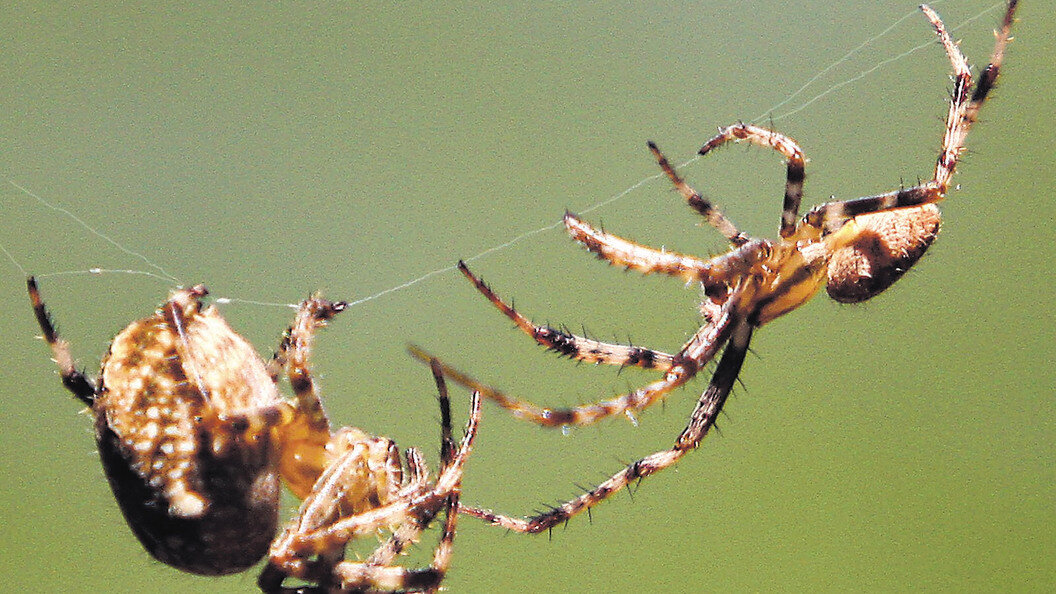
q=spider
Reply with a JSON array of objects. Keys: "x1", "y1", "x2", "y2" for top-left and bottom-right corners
[
  {"x1": 411, "y1": 2, "x2": 1017, "y2": 534},
  {"x1": 28, "y1": 277, "x2": 481, "y2": 592}
]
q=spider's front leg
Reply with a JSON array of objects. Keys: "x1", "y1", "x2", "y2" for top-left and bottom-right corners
[
  {"x1": 415, "y1": 288, "x2": 738, "y2": 431},
  {"x1": 273, "y1": 296, "x2": 358, "y2": 501},
  {"x1": 684, "y1": 123, "x2": 807, "y2": 238},
  {"x1": 451, "y1": 260, "x2": 677, "y2": 371},
  {"x1": 647, "y1": 141, "x2": 748, "y2": 246},
  {"x1": 463, "y1": 315, "x2": 753, "y2": 533},
  {"x1": 562, "y1": 213, "x2": 717, "y2": 285}
]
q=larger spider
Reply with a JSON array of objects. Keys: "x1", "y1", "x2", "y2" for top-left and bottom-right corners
[
  {"x1": 28, "y1": 277, "x2": 481, "y2": 592},
  {"x1": 411, "y1": 2, "x2": 1017, "y2": 534}
]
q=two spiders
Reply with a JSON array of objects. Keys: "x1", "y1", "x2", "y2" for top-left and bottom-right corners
[
  {"x1": 27, "y1": 1, "x2": 1017, "y2": 591},
  {"x1": 28, "y1": 277, "x2": 481, "y2": 593},
  {"x1": 412, "y1": 1, "x2": 1018, "y2": 534}
]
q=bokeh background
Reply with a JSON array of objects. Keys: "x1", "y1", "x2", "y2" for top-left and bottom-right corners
[{"x1": 2, "y1": 1, "x2": 1053, "y2": 592}]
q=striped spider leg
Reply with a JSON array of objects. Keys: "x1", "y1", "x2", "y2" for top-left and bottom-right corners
[
  {"x1": 413, "y1": 1, "x2": 1017, "y2": 534},
  {"x1": 260, "y1": 360, "x2": 482, "y2": 594}
]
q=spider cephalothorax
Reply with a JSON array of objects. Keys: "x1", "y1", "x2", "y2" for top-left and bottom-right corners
[
  {"x1": 413, "y1": 2, "x2": 1017, "y2": 534},
  {"x1": 29, "y1": 278, "x2": 480, "y2": 592}
]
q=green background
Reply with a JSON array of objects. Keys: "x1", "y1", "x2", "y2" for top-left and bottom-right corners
[{"x1": 1, "y1": 1, "x2": 1052, "y2": 592}]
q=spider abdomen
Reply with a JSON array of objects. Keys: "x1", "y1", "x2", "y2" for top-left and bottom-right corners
[
  {"x1": 96, "y1": 291, "x2": 283, "y2": 575},
  {"x1": 825, "y1": 204, "x2": 942, "y2": 303}
]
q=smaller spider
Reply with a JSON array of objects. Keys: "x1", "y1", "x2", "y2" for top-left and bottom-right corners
[
  {"x1": 28, "y1": 277, "x2": 481, "y2": 592},
  {"x1": 412, "y1": 2, "x2": 1016, "y2": 535}
]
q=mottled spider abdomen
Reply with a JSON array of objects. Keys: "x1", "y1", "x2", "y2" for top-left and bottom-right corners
[
  {"x1": 95, "y1": 286, "x2": 283, "y2": 575},
  {"x1": 825, "y1": 204, "x2": 942, "y2": 303}
]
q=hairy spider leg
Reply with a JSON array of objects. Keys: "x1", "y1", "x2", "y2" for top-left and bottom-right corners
[
  {"x1": 412, "y1": 294, "x2": 738, "y2": 428},
  {"x1": 462, "y1": 316, "x2": 753, "y2": 533},
  {"x1": 27, "y1": 276, "x2": 96, "y2": 404},
  {"x1": 262, "y1": 391, "x2": 481, "y2": 592},
  {"x1": 562, "y1": 213, "x2": 713, "y2": 284},
  {"x1": 271, "y1": 297, "x2": 360, "y2": 500},
  {"x1": 454, "y1": 260, "x2": 677, "y2": 372},
  {"x1": 278, "y1": 297, "x2": 347, "y2": 432},
  {"x1": 798, "y1": 1, "x2": 1016, "y2": 237},
  {"x1": 364, "y1": 360, "x2": 457, "y2": 569},
  {"x1": 647, "y1": 141, "x2": 748, "y2": 246},
  {"x1": 374, "y1": 359, "x2": 464, "y2": 594},
  {"x1": 564, "y1": 212, "x2": 769, "y2": 294},
  {"x1": 694, "y1": 123, "x2": 806, "y2": 239}
]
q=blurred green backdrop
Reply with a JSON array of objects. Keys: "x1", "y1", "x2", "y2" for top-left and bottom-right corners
[{"x1": 2, "y1": 1, "x2": 1053, "y2": 592}]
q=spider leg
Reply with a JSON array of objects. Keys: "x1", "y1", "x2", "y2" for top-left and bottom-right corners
[
  {"x1": 564, "y1": 212, "x2": 766, "y2": 290},
  {"x1": 566, "y1": 212, "x2": 772, "y2": 299},
  {"x1": 416, "y1": 296, "x2": 737, "y2": 427},
  {"x1": 564, "y1": 211, "x2": 711, "y2": 283},
  {"x1": 363, "y1": 360, "x2": 456, "y2": 568},
  {"x1": 694, "y1": 123, "x2": 806, "y2": 239},
  {"x1": 462, "y1": 317, "x2": 753, "y2": 533},
  {"x1": 351, "y1": 379, "x2": 471, "y2": 594},
  {"x1": 451, "y1": 260, "x2": 677, "y2": 371},
  {"x1": 323, "y1": 393, "x2": 480, "y2": 592},
  {"x1": 26, "y1": 276, "x2": 97, "y2": 405},
  {"x1": 430, "y1": 358, "x2": 456, "y2": 466},
  {"x1": 801, "y1": 1, "x2": 1017, "y2": 236},
  {"x1": 280, "y1": 296, "x2": 348, "y2": 433},
  {"x1": 647, "y1": 141, "x2": 747, "y2": 246},
  {"x1": 802, "y1": 183, "x2": 944, "y2": 236},
  {"x1": 925, "y1": 1, "x2": 1016, "y2": 190},
  {"x1": 263, "y1": 392, "x2": 481, "y2": 592},
  {"x1": 262, "y1": 296, "x2": 360, "y2": 500}
]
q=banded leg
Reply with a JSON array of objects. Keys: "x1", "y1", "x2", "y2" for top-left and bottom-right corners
[
  {"x1": 647, "y1": 141, "x2": 747, "y2": 246},
  {"x1": 265, "y1": 296, "x2": 353, "y2": 500},
  {"x1": 802, "y1": 183, "x2": 943, "y2": 236},
  {"x1": 564, "y1": 212, "x2": 754, "y2": 287},
  {"x1": 413, "y1": 295, "x2": 737, "y2": 428},
  {"x1": 316, "y1": 394, "x2": 480, "y2": 591},
  {"x1": 340, "y1": 367, "x2": 467, "y2": 593},
  {"x1": 280, "y1": 296, "x2": 349, "y2": 433},
  {"x1": 262, "y1": 392, "x2": 481, "y2": 593},
  {"x1": 26, "y1": 276, "x2": 96, "y2": 405},
  {"x1": 462, "y1": 318, "x2": 753, "y2": 533},
  {"x1": 566, "y1": 213, "x2": 772, "y2": 296},
  {"x1": 364, "y1": 360, "x2": 457, "y2": 568},
  {"x1": 695, "y1": 123, "x2": 807, "y2": 238},
  {"x1": 455, "y1": 260, "x2": 676, "y2": 371},
  {"x1": 926, "y1": 1, "x2": 1016, "y2": 189},
  {"x1": 800, "y1": 1, "x2": 1017, "y2": 237}
]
